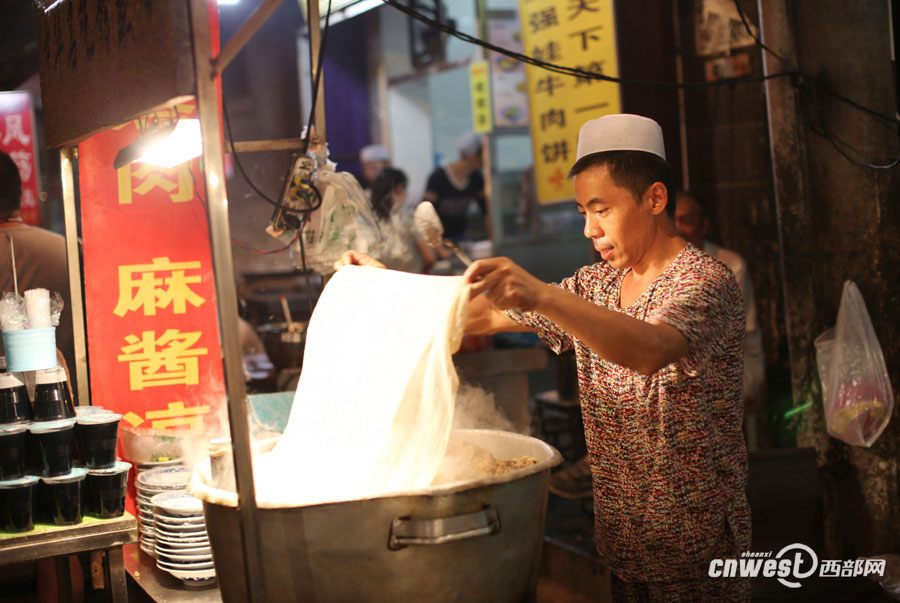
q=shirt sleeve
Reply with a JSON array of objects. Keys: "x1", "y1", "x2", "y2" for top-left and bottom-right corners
[
  {"x1": 648, "y1": 264, "x2": 743, "y2": 377},
  {"x1": 506, "y1": 271, "x2": 580, "y2": 355}
]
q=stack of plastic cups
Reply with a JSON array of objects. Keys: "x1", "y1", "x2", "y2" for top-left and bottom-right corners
[
  {"x1": 0, "y1": 371, "x2": 39, "y2": 532},
  {"x1": 28, "y1": 367, "x2": 83, "y2": 525},
  {"x1": 76, "y1": 410, "x2": 129, "y2": 519}
]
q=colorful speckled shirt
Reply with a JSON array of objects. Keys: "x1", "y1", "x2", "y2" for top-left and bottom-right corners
[{"x1": 511, "y1": 243, "x2": 750, "y2": 582}]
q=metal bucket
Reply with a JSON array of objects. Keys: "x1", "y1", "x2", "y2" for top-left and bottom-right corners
[{"x1": 192, "y1": 429, "x2": 561, "y2": 602}]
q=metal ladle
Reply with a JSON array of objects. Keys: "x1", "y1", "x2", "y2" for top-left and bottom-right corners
[{"x1": 414, "y1": 202, "x2": 472, "y2": 266}]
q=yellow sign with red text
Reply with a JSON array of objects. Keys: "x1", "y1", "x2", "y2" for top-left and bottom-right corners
[
  {"x1": 518, "y1": 0, "x2": 621, "y2": 204},
  {"x1": 470, "y1": 61, "x2": 493, "y2": 134}
]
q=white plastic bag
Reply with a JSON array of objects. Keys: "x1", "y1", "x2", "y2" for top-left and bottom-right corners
[
  {"x1": 815, "y1": 280, "x2": 893, "y2": 447},
  {"x1": 297, "y1": 163, "x2": 383, "y2": 274}
]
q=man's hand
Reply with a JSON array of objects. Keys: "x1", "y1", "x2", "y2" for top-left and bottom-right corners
[
  {"x1": 333, "y1": 250, "x2": 386, "y2": 271},
  {"x1": 463, "y1": 257, "x2": 548, "y2": 312}
]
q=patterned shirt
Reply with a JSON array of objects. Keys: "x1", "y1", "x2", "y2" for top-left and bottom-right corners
[{"x1": 511, "y1": 244, "x2": 750, "y2": 582}]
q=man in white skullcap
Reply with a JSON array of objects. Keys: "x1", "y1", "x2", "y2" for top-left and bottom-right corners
[
  {"x1": 359, "y1": 144, "x2": 390, "y2": 189},
  {"x1": 421, "y1": 131, "x2": 487, "y2": 245},
  {"x1": 460, "y1": 114, "x2": 751, "y2": 601},
  {"x1": 336, "y1": 115, "x2": 750, "y2": 600}
]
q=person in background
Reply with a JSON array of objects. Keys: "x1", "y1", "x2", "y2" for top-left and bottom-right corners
[
  {"x1": 370, "y1": 167, "x2": 433, "y2": 273},
  {"x1": 359, "y1": 144, "x2": 390, "y2": 191},
  {"x1": 422, "y1": 131, "x2": 489, "y2": 244},
  {"x1": 0, "y1": 151, "x2": 75, "y2": 393},
  {"x1": 675, "y1": 191, "x2": 766, "y2": 411}
]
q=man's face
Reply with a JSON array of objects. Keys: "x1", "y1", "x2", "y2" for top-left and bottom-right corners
[
  {"x1": 573, "y1": 165, "x2": 658, "y2": 270},
  {"x1": 362, "y1": 160, "x2": 387, "y2": 186},
  {"x1": 674, "y1": 193, "x2": 708, "y2": 248}
]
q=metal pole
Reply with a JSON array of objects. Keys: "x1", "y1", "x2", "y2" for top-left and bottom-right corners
[
  {"x1": 213, "y1": 0, "x2": 287, "y2": 77},
  {"x1": 308, "y1": 0, "x2": 326, "y2": 139},
  {"x1": 60, "y1": 147, "x2": 90, "y2": 406},
  {"x1": 188, "y1": 0, "x2": 266, "y2": 600},
  {"x1": 227, "y1": 138, "x2": 306, "y2": 153}
]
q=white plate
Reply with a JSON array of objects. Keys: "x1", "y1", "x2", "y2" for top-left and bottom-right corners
[
  {"x1": 155, "y1": 537, "x2": 210, "y2": 548},
  {"x1": 153, "y1": 514, "x2": 204, "y2": 526},
  {"x1": 156, "y1": 565, "x2": 216, "y2": 586},
  {"x1": 153, "y1": 521, "x2": 207, "y2": 533},
  {"x1": 154, "y1": 527, "x2": 208, "y2": 540},
  {"x1": 155, "y1": 545, "x2": 211, "y2": 556},
  {"x1": 151, "y1": 491, "x2": 204, "y2": 516},
  {"x1": 157, "y1": 558, "x2": 215, "y2": 571},
  {"x1": 137, "y1": 467, "x2": 191, "y2": 489},
  {"x1": 157, "y1": 551, "x2": 213, "y2": 562},
  {"x1": 140, "y1": 543, "x2": 156, "y2": 558}
]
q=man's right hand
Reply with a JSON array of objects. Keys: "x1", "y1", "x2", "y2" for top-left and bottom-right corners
[{"x1": 333, "y1": 250, "x2": 386, "y2": 271}]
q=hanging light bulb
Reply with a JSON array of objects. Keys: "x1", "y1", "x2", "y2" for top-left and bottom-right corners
[{"x1": 113, "y1": 119, "x2": 203, "y2": 170}]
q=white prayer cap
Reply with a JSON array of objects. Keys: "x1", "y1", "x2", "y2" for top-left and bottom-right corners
[
  {"x1": 456, "y1": 131, "x2": 482, "y2": 158},
  {"x1": 360, "y1": 144, "x2": 389, "y2": 164},
  {"x1": 575, "y1": 114, "x2": 666, "y2": 162}
]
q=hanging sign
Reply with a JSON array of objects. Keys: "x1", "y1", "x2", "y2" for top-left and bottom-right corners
[
  {"x1": 0, "y1": 91, "x2": 41, "y2": 224},
  {"x1": 470, "y1": 60, "x2": 493, "y2": 134},
  {"x1": 518, "y1": 0, "x2": 621, "y2": 204}
]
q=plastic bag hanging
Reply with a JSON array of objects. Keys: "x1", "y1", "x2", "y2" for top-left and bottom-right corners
[{"x1": 815, "y1": 280, "x2": 893, "y2": 447}]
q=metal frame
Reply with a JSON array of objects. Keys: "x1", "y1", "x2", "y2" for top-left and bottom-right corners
[
  {"x1": 188, "y1": 0, "x2": 265, "y2": 599},
  {"x1": 60, "y1": 147, "x2": 89, "y2": 406}
]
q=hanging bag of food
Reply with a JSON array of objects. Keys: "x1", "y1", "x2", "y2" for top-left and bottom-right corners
[{"x1": 815, "y1": 280, "x2": 893, "y2": 447}]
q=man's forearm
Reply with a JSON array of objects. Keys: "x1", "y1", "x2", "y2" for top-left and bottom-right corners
[{"x1": 535, "y1": 285, "x2": 688, "y2": 375}]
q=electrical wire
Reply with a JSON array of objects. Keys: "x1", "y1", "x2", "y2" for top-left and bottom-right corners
[
  {"x1": 381, "y1": 0, "x2": 900, "y2": 170},
  {"x1": 301, "y1": 0, "x2": 334, "y2": 153},
  {"x1": 221, "y1": 95, "x2": 280, "y2": 207},
  {"x1": 732, "y1": 0, "x2": 788, "y2": 64}
]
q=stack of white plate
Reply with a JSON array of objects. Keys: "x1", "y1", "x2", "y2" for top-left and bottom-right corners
[
  {"x1": 151, "y1": 490, "x2": 216, "y2": 587},
  {"x1": 135, "y1": 465, "x2": 190, "y2": 557}
]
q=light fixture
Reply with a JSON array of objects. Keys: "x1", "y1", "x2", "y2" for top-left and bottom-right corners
[
  {"x1": 217, "y1": 0, "x2": 240, "y2": 5},
  {"x1": 113, "y1": 119, "x2": 203, "y2": 170}
]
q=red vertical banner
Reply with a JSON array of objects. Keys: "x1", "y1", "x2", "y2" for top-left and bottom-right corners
[
  {"x1": 78, "y1": 99, "x2": 226, "y2": 438},
  {"x1": 76, "y1": 0, "x2": 226, "y2": 515},
  {"x1": 0, "y1": 91, "x2": 42, "y2": 225}
]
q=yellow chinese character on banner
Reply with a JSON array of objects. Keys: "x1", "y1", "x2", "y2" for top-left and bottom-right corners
[
  {"x1": 117, "y1": 329, "x2": 209, "y2": 390},
  {"x1": 146, "y1": 401, "x2": 211, "y2": 433},
  {"x1": 114, "y1": 257, "x2": 207, "y2": 317},
  {"x1": 117, "y1": 163, "x2": 195, "y2": 205}
]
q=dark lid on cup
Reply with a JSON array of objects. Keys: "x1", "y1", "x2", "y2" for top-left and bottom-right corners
[
  {"x1": 0, "y1": 475, "x2": 40, "y2": 489},
  {"x1": 0, "y1": 372, "x2": 25, "y2": 390},
  {"x1": 41, "y1": 467, "x2": 87, "y2": 484},
  {"x1": 28, "y1": 418, "x2": 76, "y2": 434},
  {"x1": 87, "y1": 461, "x2": 132, "y2": 476},
  {"x1": 0, "y1": 423, "x2": 28, "y2": 436},
  {"x1": 76, "y1": 412, "x2": 122, "y2": 425}
]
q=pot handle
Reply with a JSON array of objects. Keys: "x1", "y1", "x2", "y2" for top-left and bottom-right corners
[{"x1": 388, "y1": 505, "x2": 501, "y2": 550}]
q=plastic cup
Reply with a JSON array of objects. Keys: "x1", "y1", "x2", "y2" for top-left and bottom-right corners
[
  {"x1": 28, "y1": 419, "x2": 76, "y2": 477},
  {"x1": 75, "y1": 412, "x2": 121, "y2": 469},
  {"x1": 85, "y1": 461, "x2": 131, "y2": 518},
  {"x1": 33, "y1": 367, "x2": 75, "y2": 422},
  {"x1": 41, "y1": 467, "x2": 86, "y2": 525},
  {"x1": 0, "y1": 373, "x2": 32, "y2": 425},
  {"x1": 2, "y1": 328, "x2": 57, "y2": 373},
  {"x1": 0, "y1": 475, "x2": 39, "y2": 532},
  {"x1": 0, "y1": 424, "x2": 28, "y2": 480}
]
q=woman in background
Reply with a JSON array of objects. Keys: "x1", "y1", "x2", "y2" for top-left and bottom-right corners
[{"x1": 370, "y1": 168, "x2": 434, "y2": 273}]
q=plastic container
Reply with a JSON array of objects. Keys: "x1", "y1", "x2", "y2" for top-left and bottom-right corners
[
  {"x1": 41, "y1": 467, "x2": 86, "y2": 525},
  {"x1": 85, "y1": 461, "x2": 131, "y2": 518},
  {"x1": 75, "y1": 412, "x2": 121, "y2": 469},
  {"x1": 0, "y1": 475, "x2": 39, "y2": 532},
  {"x1": 0, "y1": 373, "x2": 32, "y2": 425},
  {"x1": 28, "y1": 418, "x2": 76, "y2": 477},
  {"x1": 33, "y1": 367, "x2": 75, "y2": 422},
  {"x1": 2, "y1": 328, "x2": 57, "y2": 373},
  {"x1": 0, "y1": 423, "x2": 28, "y2": 480}
]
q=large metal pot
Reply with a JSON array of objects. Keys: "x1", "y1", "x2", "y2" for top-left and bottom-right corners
[
  {"x1": 192, "y1": 429, "x2": 561, "y2": 602},
  {"x1": 256, "y1": 322, "x2": 306, "y2": 369}
]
